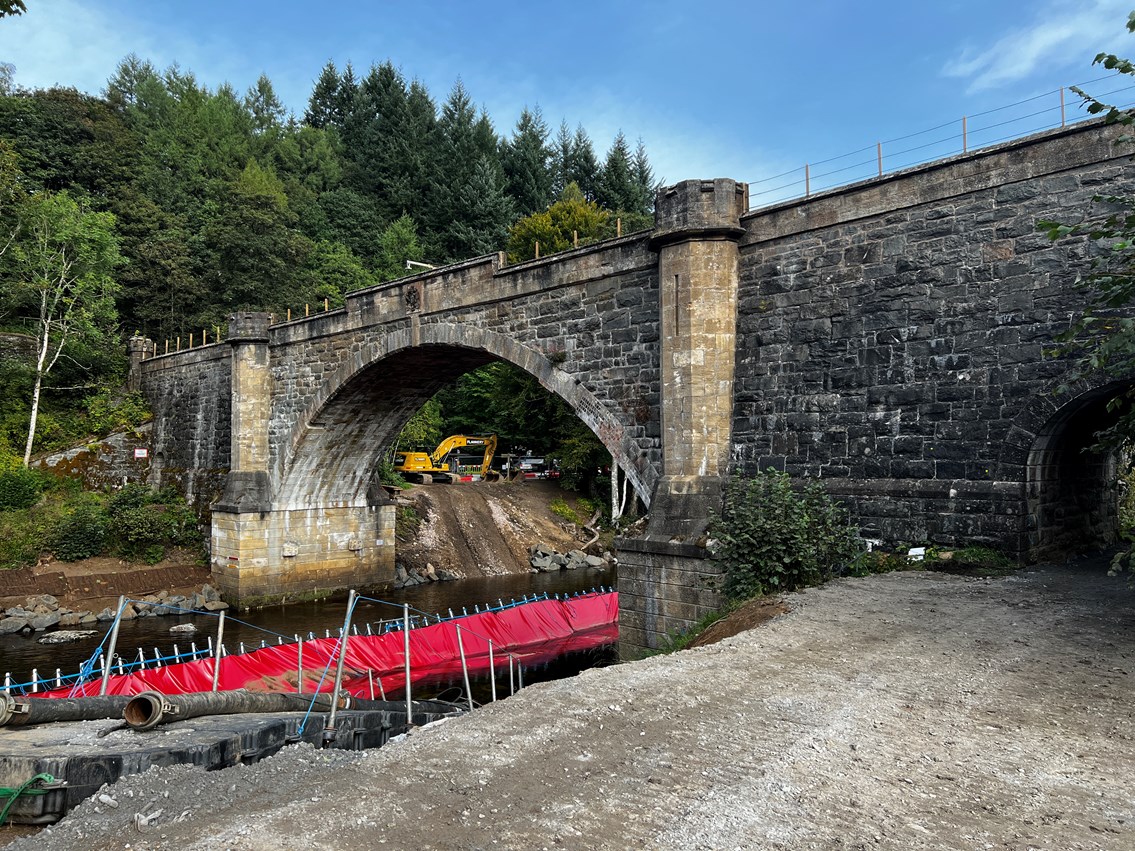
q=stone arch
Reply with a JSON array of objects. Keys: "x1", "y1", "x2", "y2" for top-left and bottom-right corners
[
  {"x1": 998, "y1": 374, "x2": 1132, "y2": 559},
  {"x1": 273, "y1": 322, "x2": 658, "y2": 509}
]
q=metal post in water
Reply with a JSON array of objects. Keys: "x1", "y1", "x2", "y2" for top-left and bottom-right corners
[
  {"x1": 100, "y1": 596, "x2": 126, "y2": 695},
  {"x1": 368, "y1": 669, "x2": 375, "y2": 700},
  {"x1": 509, "y1": 655, "x2": 515, "y2": 695},
  {"x1": 518, "y1": 663, "x2": 524, "y2": 690},
  {"x1": 211, "y1": 610, "x2": 226, "y2": 692},
  {"x1": 488, "y1": 640, "x2": 496, "y2": 702},
  {"x1": 403, "y1": 604, "x2": 412, "y2": 724},
  {"x1": 326, "y1": 589, "x2": 358, "y2": 742},
  {"x1": 455, "y1": 624, "x2": 474, "y2": 712}
]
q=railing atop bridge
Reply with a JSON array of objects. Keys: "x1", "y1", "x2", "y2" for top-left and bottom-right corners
[{"x1": 745, "y1": 73, "x2": 1135, "y2": 211}]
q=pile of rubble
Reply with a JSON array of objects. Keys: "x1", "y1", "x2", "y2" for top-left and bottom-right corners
[
  {"x1": 0, "y1": 584, "x2": 228, "y2": 638},
  {"x1": 528, "y1": 543, "x2": 613, "y2": 573},
  {"x1": 392, "y1": 563, "x2": 460, "y2": 589}
]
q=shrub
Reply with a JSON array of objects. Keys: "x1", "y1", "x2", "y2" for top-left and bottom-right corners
[
  {"x1": 53, "y1": 502, "x2": 110, "y2": 561},
  {"x1": 108, "y1": 485, "x2": 200, "y2": 563},
  {"x1": 0, "y1": 466, "x2": 45, "y2": 510},
  {"x1": 84, "y1": 390, "x2": 151, "y2": 436},
  {"x1": 710, "y1": 469, "x2": 862, "y2": 599}
]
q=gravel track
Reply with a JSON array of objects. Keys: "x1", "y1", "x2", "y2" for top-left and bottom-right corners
[{"x1": 15, "y1": 561, "x2": 1135, "y2": 850}]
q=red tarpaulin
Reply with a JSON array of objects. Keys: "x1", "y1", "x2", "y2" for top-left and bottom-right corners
[{"x1": 36, "y1": 592, "x2": 618, "y2": 700}]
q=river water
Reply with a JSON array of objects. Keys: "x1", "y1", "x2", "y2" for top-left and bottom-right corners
[{"x1": 0, "y1": 567, "x2": 616, "y2": 692}]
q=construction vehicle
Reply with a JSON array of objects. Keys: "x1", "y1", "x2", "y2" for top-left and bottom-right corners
[{"x1": 393, "y1": 434, "x2": 499, "y2": 483}]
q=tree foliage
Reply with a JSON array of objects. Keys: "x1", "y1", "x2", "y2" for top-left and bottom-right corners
[{"x1": 5, "y1": 190, "x2": 120, "y2": 464}]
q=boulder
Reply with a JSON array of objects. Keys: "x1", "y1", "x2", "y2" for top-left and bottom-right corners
[
  {"x1": 585, "y1": 555, "x2": 607, "y2": 568},
  {"x1": 30, "y1": 611, "x2": 62, "y2": 631},
  {"x1": 188, "y1": 593, "x2": 206, "y2": 611},
  {"x1": 119, "y1": 603, "x2": 138, "y2": 620},
  {"x1": 169, "y1": 623, "x2": 197, "y2": 634},
  {"x1": 204, "y1": 600, "x2": 229, "y2": 612},
  {"x1": 530, "y1": 555, "x2": 559, "y2": 572},
  {"x1": 25, "y1": 594, "x2": 59, "y2": 611},
  {"x1": 0, "y1": 616, "x2": 29, "y2": 635},
  {"x1": 78, "y1": 612, "x2": 97, "y2": 625},
  {"x1": 95, "y1": 608, "x2": 115, "y2": 622},
  {"x1": 425, "y1": 563, "x2": 439, "y2": 582},
  {"x1": 201, "y1": 583, "x2": 220, "y2": 603}
]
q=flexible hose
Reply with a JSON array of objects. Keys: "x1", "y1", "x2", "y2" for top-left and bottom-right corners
[{"x1": 0, "y1": 694, "x2": 133, "y2": 727}]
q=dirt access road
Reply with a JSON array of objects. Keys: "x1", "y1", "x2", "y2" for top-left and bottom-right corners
[{"x1": 17, "y1": 559, "x2": 1135, "y2": 850}]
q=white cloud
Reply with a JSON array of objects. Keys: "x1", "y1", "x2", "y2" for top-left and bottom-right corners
[
  {"x1": 0, "y1": 0, "x2": 151, "y2": 94},
  {"x1": 944, "y1": 0, "x2": 1132, "y2": 92}
]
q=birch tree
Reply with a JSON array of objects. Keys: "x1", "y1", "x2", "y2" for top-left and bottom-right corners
[{"x1": 10, "y1": 191, "x2": 120, "y2": 465}]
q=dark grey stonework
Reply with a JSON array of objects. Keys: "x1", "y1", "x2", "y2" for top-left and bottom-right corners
[
  {"x1": 141, "y1": 343, "x2": 232, "y2": 511},
  {"x1": 732, "y1": 123, "x2": 1134, "y2": 557}
]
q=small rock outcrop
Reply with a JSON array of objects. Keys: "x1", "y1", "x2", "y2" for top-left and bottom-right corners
[{"x1": 528, "y1": 543, "x2": 613, "y2": 573}]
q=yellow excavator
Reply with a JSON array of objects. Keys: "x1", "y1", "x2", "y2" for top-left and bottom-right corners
[{"x1": 393, "y1": 434, "x2": 499, "y2": 483}]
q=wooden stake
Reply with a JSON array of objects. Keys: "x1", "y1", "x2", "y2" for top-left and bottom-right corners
[
  {"x1": 305, "y1": 303, "x2": 309, "y2": 317},
  {"x1": 164, "y1": 339, "x2": 169, "y2": 355},
  {"x1": 176, "y1": 336, "x2": 181, "y2": 351},
  {"x1": 324, "y1": 298, "x2": 329, "y2": 311},
  {"x1": 877, "y1": 142, "x2": 882, "y2": 177},
  {"x1": 962, "y1": 116, "x2": 968, "y2": 153},
  {"x1": 287, "y1": 308, "x2": 291, "y2": 322},
  {"x1": 617, "y1": 218, "x2": 622, "y2": 237},
  {"x1": 1060, "y1": 87, "x2": 1066, "y2": 128},
  {"x1": 189, "y1": 332, "x2": 193, "y2": 348},
  {"x1": 535, "y1": 241, "x2": 540, "y2": 259},
  {"x1": 805, "y1": 164, "x2": 810, "y2": 197},
  {"x1": 573, "y1": 230, "x2": 578, "y2": 248}
]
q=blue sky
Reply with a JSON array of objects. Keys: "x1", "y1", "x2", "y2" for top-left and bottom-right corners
[{"x1": 1, "y1": 0, "x2": 1132, "y2": 206}]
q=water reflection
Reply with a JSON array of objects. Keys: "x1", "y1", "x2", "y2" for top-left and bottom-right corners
[{"x1": 0, "y1": 567, "x2": 616, "y2": 689}]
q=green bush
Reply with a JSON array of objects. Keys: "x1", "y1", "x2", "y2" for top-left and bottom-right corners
[
  {"x1": 108, "y1": 486, "x2": 199, "y2": 563},
  {"x1": 53, "y1": 502, "x2": 110, "y2": 561},
  {"x1": 84, "y1": 389, "x2": 151, "y2": 436},
  {"x1": 710, "y1": 469, "x2": 862, "y2": 599},
  {"x1": 0, "y1": 467, "x2": 45, "y2": 510}
]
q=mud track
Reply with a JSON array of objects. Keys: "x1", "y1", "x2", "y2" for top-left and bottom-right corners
[{"x1": 395, "y1": 480, "x2": 591, "y2": 577}]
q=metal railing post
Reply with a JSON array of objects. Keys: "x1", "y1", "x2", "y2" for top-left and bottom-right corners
[
  {"x1": 326, "y1": 589, "x2": 357, "y2": 741},
  {"x1": 403, "y1": 604, "x2": 413, "y2": 725},
  {"x1": 211, "y1": 610, "x2": 226, "y2": 692},
  {"x1": 100, "y1": 596, "x2": 126, "y2": 696},
  {"x1": 456, "y1": 624, "x2": 474, "y2": 712}
]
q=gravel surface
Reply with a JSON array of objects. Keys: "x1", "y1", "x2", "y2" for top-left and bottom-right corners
[{"x1": 14, "y1": 561, "x2": 1135, "y2": 850}]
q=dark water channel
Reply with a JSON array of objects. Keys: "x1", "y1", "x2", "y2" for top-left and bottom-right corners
[{"x1": 0, "y1": 567, "x2": 617, "y2": 694}]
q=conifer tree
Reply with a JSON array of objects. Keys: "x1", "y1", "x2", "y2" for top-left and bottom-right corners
[
  {"x1": 502, "y1": 106, "x2": 552, "y2": 217},
  {"x1": 304, "y1": 61, "x2": 340, "y2": 128},
  {"x1": 597, "y1": 131, "x2": 637, "y2": 214}
]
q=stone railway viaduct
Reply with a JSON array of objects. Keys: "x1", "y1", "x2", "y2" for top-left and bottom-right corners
[{"x1": 131, "y1": 121, "x2": 1133, "y2": 655}]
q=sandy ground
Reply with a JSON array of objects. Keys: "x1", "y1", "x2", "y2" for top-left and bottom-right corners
[{"x1": 11, "y1": 558, "x2": 1134, "y2": 850}]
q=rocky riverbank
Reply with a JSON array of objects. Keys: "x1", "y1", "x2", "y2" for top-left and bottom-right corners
[{"x1": 0, "y1": 583, "x2": 226, "y2": 639}]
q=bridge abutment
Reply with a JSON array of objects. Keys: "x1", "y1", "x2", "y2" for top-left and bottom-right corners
[
  {"x1": 210, "y1": 312, "x2": 396, "y2": 606},
  {"x1": 617, "y1": 179, "x2": 748, "y2": 657}
]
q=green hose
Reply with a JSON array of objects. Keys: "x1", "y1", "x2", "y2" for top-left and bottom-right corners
[{"x1": 0, "y1": 773, "x2": 56, "y2": 826}]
